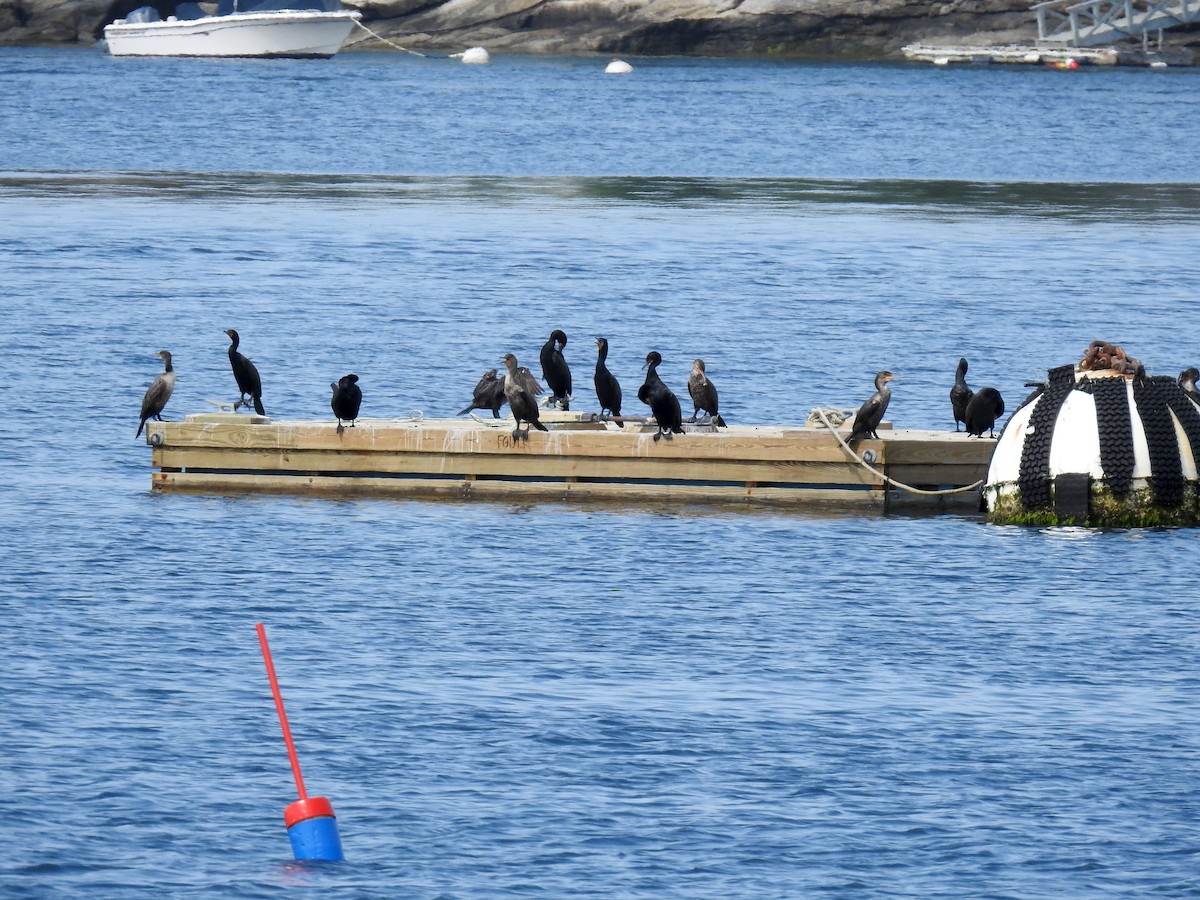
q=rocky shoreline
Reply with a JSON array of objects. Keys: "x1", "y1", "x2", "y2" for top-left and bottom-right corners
[{"x1": 1, "y1": 0, "x2": 1195, "y2": 59}]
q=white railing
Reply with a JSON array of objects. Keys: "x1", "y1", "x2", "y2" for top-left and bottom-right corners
[{"x1": 1033, "y1": 0, "x2": 1200, "y2": 46}]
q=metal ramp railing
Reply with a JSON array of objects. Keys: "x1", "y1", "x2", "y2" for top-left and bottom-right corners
[{"x1": 1034, "y1": 0, "x2": 1200, "y2": 46}]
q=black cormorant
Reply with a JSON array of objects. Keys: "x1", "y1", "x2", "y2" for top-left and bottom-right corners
[
  {"x1": 950, "y1": 357, "x2": 973, "y2": 432},
  {"x1": 638, "y1": 351, "x2": 684, "y2": 442},
  {"x1": 540, "y1": 329, "x2": 572, "y2": 410},
  {"x1": 330, "y1": 374, "x2": 362, "y2": 434},
  {"x1": 136, "y1": 349, "x2": 176, "y2": 438},
  {"x1": 848, "y1": 370, "x2": 895, "y2": 443},
  {"x1": 1179, "y1": 367, "x2": 1200, "y2": 400},
  {"x1": 594, "y1": 337, "x2": 623, "y2": 426},
  {"x1": 964, "y1": 387, "x2": 1005, "y2": 438},
  {"x1": 687, "y1": 358, "x2": 726, "y2": 427},
  {"x1": 502, "y1": 353, "x2": 549, "y2": 441},
  {"x1": 225, "y1": 329, "x2": 265, "y2": 415},
  {"x1": 459, "y1": 369, "x2": 506, "y2": 418}
]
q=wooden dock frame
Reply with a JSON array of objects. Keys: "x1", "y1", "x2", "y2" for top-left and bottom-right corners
[{"x1": 145, "y1": 412, "x2": 995, "y2": 514}]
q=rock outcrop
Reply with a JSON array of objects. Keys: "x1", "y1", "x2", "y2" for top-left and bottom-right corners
[
  {"x1": 361, "y1": 0, "x2": 1041, "y2": 57},
  {"x1": 0, "y1": 0, "x2": 1079, "y2": 56}
]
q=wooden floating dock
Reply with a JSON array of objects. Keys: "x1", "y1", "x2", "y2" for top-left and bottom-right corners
[
  {"x1": 901, "y1": 42, "x2": 1192, "y2": 67},
  {"x1": 145, "y1": 412, "x2": 995, "y2": 513}
]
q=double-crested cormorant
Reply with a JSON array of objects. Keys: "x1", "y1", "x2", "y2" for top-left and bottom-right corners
[
  {"x1": 502, "y1": 353, "x2": 549, "y2": 441},
  {"x1": 459, "y1": 369, "x2": 506, "y2": 418},
  {"x1": 1179, "y1": 367, "x2": 1200, "y2": 400},
  {"x1": 964, "y1": 387, "x2": 1005, "y2": 438},
  {"x1": 330, "y1": 374, "x2": 362, "y2": 434},
  {"x1": 687, "y1": 358, "x2": 726, "y2": 427},
  {"x1": 950, "y1": 357, "x2": 973, "y2": 432},
  {"x1": 225, "y1": 329, "x2": 265, "y2": 415},
  {"x1": 594, "y1": 337, "x2": 623, "y2": 427},
  {"x1": 506, "y1": 362, "x2": 544, "y2": 398},
  {"x1": 638, "y1": 351, "x2": 684, "y2": 442},
  {"x1": 848, "y1": 370, "x2": 895, "y2": 443},
  {"x1": 540, "y1": 329, "x2": 572, "y2": 410},
  {"x1": 136, "y1": 349, "x2": 176, "y2": 438}
]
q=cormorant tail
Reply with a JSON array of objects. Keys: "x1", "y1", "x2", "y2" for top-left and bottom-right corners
[
  {"x1": 253, "y1": 396, "x2": 265, "y2": 416},
  {"x1": 532, "y1": 421, "x2": 549, "y2": 432}
]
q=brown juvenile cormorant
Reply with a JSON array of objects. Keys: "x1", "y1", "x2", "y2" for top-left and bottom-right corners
[
  {"x1": 502, "y1": 353, "x2": 549, "y2": 441},
  {"x1": 1179, "y1": 367, "x2": 1200, "y2": 401},
  {"x1": 594, "y1": 337, "x2": 623, "y2": 426},
  {"x1": 459, "y1": 369, "x2": 506, "y2": 418},
  {"x1": 540, "y1": 329, "x2": 572, "y2": 410},
  {"x1": 848, "y1": 370, "x2": 895, "y2": 443},
  {"x1": 225, "y1": 329, "x2": 265, "y2": 415},
  {"x1": 950, "y1": 357, "x2": 973, "y2": 432},
  {"x1": 330, "y1": 374, "x2": 361, "y2": 434},
  {"x1": 964, "y1": 387, "x2": 1005, "y2": 438},
  {"x1": 638, "y1": 351, "x2": 684, "y2": 442},
  {"x1": 136, "y1": 349, "x2": 176, "y2": 438},
  {"x1": 687, "y1": 358, "x2": 726, "y2": 427},
  {"x1": 506, "y1": 362, "x2": 544, "y2": 399}
]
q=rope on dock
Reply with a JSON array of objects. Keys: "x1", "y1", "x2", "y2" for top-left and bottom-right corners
[
  {"x1": 811, "y1": 407, "x2": 985, "y2": 496},
  {"x1": 348, "y1": 19, "x2": 426, "y2": 56}
]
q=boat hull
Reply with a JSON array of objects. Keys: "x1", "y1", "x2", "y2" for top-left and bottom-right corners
[{"x1": 103, "y1": 10, "x2": 361, "y2": 58}]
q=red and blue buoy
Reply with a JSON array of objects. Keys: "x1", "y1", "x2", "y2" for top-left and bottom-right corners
[{"x1": 256, "y1": 622, "x2": 345, "y2": 862}]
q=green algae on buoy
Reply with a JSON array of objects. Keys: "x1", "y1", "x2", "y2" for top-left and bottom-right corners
[{"x1": 984, "y1": 341, "x2": 1200, "y2": 527}]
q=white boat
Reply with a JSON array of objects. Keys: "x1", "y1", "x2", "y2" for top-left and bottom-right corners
[{"x1": 103, "y1": 0, "x2": 362, "y2": 58}]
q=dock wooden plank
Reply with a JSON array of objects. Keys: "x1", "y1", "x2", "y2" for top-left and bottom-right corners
[
  {"x1": 153, "y1": 470, "x2": 886, "y2": 507},
  {"x1": 154, "y1": 445, "x2": 886, "y2": 487},
  {"x1": 160, "y1": 418, "x2": 887, "y2": 463}
]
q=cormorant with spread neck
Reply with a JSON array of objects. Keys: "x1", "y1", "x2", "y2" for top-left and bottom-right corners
[
  {"x1": 136, "y1": 350, "x2": 176, "y2": 438},
  {"x1": 687, "y1": 358, "x2": 726, "y2": 427},
  {"x1": 540, "y1": 329, "x2": 572, "y2": 410},
  {"x1": 594, "y1": 337, "x2": 623, "y2": 426},
  {"x1": 225, "y1": 329, "x2": 265, "y2": 415},
  {"x1": 638, "y1": 351, "x2": 684, "y2": 442},
  {"x1": 330, "y1": 374, "x2": 361, "y2": 434},
  {"x1": 503, "y1": 353, "x2": 549, "y2": 441},
  {"x1": 848, "y1": 370, "x2": 895, "y2": 443},
  {"x1": 950, "y1": 357, "x2": 973, "y2": 432}
]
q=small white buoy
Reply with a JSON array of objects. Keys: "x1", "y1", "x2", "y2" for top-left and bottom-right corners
[
  {"x1": 1023, "y1": 52, "x2": 1041, "y2": 64},
  {"x1": 1150, "y1": 60, "x2": 1168, "y2": 68},
  {"x1": 932, "y1": 57, "x2": 950, "y2": 66},
  {"x1": 460, "y1": 46, "x2": 490, "y2": 64},
  {"x1": 604, "y1": 59, "x2": 633, "y2": 74}
]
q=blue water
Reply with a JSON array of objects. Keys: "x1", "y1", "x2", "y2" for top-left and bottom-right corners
[{"x1": 2, "y1": 47, "x2": 1200, "y2": 897}]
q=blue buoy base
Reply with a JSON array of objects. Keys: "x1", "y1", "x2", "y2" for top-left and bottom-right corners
[
  {"x1": 285, "y1": 797, "x2": 344, "y2": 861},
  {"x1": 287, "y1": 816, "x2": 344, "y2": 861}
]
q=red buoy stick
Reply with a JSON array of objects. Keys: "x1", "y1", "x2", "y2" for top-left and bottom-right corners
[{"x1": 256, "y1": 622, "x2": 308, "y2": 801}]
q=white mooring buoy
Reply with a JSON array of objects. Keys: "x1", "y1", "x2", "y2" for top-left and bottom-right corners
[
  {"x1": 984, "y1": 340, "x2": 1200, "y2": 527},
  {"x1": 604, "y1": 59, "x2": 633, "y2": 74},
  {"x1": 459, "y1": 46, "x2": 490, "y2": 64}
]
